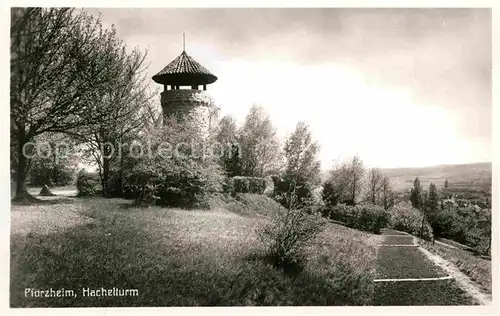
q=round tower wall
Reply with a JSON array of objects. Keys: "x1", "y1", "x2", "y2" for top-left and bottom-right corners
[{"x1": 160, "y1": 89, "x2": 214, "y2": 133}]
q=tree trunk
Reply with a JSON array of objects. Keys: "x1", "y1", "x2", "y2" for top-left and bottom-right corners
[
  {"x1": 102, "y1": 156, "x2": 110, "y2": 197},
  {"x1": 13, "y1": 134, "x2": 32, "y2": 201}
]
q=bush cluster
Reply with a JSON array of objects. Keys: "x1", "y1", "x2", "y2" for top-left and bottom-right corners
[
  {"x1": 121, "y1": 158, "x2": 224, "y2": 208},
  {"x1": 75, "y1": 170, "x2": 101, "y2": 197},
  {"x1": 326, "y1": 204, "x2": 390, "y2": 234},
  {"x1": 223, "y1": 176, "x2": 267, "y2": 195},
  {"x1": 389, "y1": 202, "x2": 434, "y2": 241},
  {"x1": 272, "y1": 175, "x2": 315, "y2": 209},
  {"x1": 430, "y1": 206, "x2": 491, "y2": 255},
  {"x1": 258, "y1": 207, "x2": 327, "y2": 268}
]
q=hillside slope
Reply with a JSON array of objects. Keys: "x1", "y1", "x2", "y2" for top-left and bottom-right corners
[{"x1": 379, "y1": 162, "x2": 491, "y2": 192}]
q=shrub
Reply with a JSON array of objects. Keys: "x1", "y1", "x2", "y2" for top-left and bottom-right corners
[
  {"x1": 272, "y1": 175, "x2": 315, "y2": 209},
  {"x1": 258, "y1": 207, "x2": 327, "y2": 268},
  {"x1": 223, "y1": 176, "x2": 268, "y2": 195},
  {"x1": 389, "y1": 202, "x2": 434, "y2": 241},
  {"x1": 322, "y1": 180, "x2": 340, "y2": 208},
  {"x1": 76, "y1": 170, "x2": 101, "y2": 197},
  {"x1": 232, "y1": 177, "x2": 249, "y2": 193},
  {"x1": 429, "y1": 206, "x2": 491, "y2": 255},
  {"x1": 329, "y1": 204, "x2": 389, "y2": 234},
  {"x1": 121, "y1": 120, "x2": 225, "y2": 208},
  {"x1": 263, "y1": 176, "x2": 275, "y2": 196}
]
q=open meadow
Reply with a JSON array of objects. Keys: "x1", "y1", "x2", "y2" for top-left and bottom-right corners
[{"x1": 11, "y1": 191, "x2": 383, "y2": 307}]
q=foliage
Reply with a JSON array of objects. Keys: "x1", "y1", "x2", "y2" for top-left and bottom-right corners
[
  {"x1": 76, "y1": 169, "x2": 101, "y2": 197},
  {"x1": 324, "y1": 156, "x2": 364, "y2": 205},
  {"x1": 410, "y1": 177, "x2": 423, "y2": 210},
  {"x1": 237, "y1": 105, "x2": 283, "y2": 177},
  {"x1": 25, "y1": 133, "x2": 78, "y2": 187},
  {"x1": 214, "y1": 115, "x2": 243, "y2": 177},
  {"x1": 431, "y1": 205, "x2": 491, "y2": 255},
  {"x1": 389, "y1": 202, "x2": 434, "y2": 241},
  {"x1": 223, "y1": 176, "x2": 268, "y2": 195},
  {"x1": 321, "y1": 180, "x2": 339, "y2": 208},
  {"x1": 364, "y1": 168, "x2": 383, "y2": 205},
  {"x1": 75, "y1": 41, "x2": 153, "y2": 197},
  {"x1": 283, "y1": 121, "x2": 321, "y2": 185},
  {"x1": 272, "y1": 175, "x2": 315, "y2": 210},
  {"x1": 121, "y1": 118, "x2": 224, "y2": 208},
  {"x1": 11, "y1": 8, "x2": 130, "y2": 198},
  {"x1": 426, "y1": 183, "x2": 439, "y2": 217},
  {"x1": 258, "y1": 205, "x2": 327, "y2": 268},
  {"x1": 380, "y1": 176, "x2": 396, "y2": 210},
  {"x1": 327, "y1": 204, "x2": 390, "y2": 234}
]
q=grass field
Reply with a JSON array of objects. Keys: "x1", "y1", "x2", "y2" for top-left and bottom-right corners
[
  {"x1": 11, "y1": 194, "x2": 383, "y2": 307},
  {"x1": 381, "y1": 235, "x2": 414, "y2": 245},
  {"x1": 419, "y1": 240, "x2": 492, "y2": 295},
  {"x1": 374, "y1": 279, "x2": 477, "y2": 306},
  {"x1": 376, "y1": 247, "x2": 447, "y2": 279}
]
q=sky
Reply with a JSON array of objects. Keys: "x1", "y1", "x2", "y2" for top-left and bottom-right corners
[{"x1": 88, "y1": 8, "x2": 492, "y2": 169}]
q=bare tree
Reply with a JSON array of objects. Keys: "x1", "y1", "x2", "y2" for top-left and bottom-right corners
[
  {"x1": 11, "y1": 8, "x2": 126, "y2": 200},
  {"x1": 326, "y1": 155, "x2": 364, "y2": 205},
  {"x1": 381, "y1": 175, "x2": 395, "y2": 210},
  {"x1": 365, "y1": 168, "x2": 383, "y2": 204}
]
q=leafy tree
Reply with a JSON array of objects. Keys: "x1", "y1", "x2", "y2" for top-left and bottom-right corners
[
  {"x1": 283, "y1": 121, "x2": 321, "y2": 185},
  {"x1": 273, "y1": 121, "x2": 321, "y2": 210},
  {"x1": 214, "y1": 115, "x2": 242, "y2": 177},
  {"x1": 444, "y1": 179, "x2": 449, "y2": 188},
  {"x1": 11, "y1": 8, "x2": 127, "y2": 200},
  {"x1": 322, "y1": 180, "x2": 339, "y2": 208},
  {"x1": 75, "y1": 44, "x2": 153, "y2": 197},
  {"x1": 410, "y1": 177, "x2": 423, "y2": 210},
  {"x1": 237, "y1": 105, "x2": 282, "y2": 177},
  {"x1": 123, "y1": 117, "x2": 224, "y2": 207},
  {"x1": 427, "y1": 183, "x2": 439, "y2": 220}
]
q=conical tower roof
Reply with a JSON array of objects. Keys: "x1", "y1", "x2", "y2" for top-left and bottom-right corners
[{"x1": 152, "y1": 50, "x2": 217, "y2": 86}]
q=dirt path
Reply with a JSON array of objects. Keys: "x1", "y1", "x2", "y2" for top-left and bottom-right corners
[{"x1": 373, "y1": 229, "x2": 479, "y2": 306}]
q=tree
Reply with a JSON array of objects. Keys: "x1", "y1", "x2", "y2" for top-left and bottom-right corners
[
  {"x1": 75, "y1": 45, "x2": 152, "y2": 197},
  {"x1": 214, "y1": 115, "x2": 242, "y2": 177},
  {"x1": 27, "y1": 133, "x2": 79, "y2": 186},
  {"x1": 326, "y1": 156, "x2": 364, "y2": 205},
  {"x1": 427, "y1": 183, "x2": 439, "y2": 219},
  {"x1": 444, "y1": 179, "x2": 449, "y2": 188},
  {"x1": 124, "y1": 117, "x2": 224, "y2": 206},
  {"x1": 274, "y1": 121, "x2": 321, "y2": 210},
  {"x1": 381, "y1": 176, "x2": 395, "y2": 210},
  {"x1": 322, "y1": 180, "x2": 339, "y2": 208},
  {"x1": 410, "y1": 177, "x2": 423, "y2": 210},
  {"x1": 237, "y1": 105, "x2": 282, "y2": 177},
  {"x1": 11, "y1": 8, "x2": 126, "y2": 200},
  {"x1": 283, "y1": 121, "x2": 321, "y2": 185},
  {"x1": 365, "y1": 168, "x2": 383, "y2": 205}
]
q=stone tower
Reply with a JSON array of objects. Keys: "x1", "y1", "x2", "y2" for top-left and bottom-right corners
[{"x1": 152, "y1": 43, "x2": 218, "y2": 133}]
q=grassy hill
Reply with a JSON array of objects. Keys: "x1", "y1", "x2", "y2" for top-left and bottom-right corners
[
  {"x1": 380, "y1": 162, "x2": 492, "y2": 193},
  {"x1": 11, "y1": 195, "x2": 382, "y2": 306}
]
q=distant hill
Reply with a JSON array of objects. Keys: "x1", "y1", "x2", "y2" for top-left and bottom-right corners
[{"x1": 379, "y1": 162, "x2": 492, "y2": 193}]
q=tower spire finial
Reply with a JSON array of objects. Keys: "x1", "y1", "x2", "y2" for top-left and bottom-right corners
[{"x1": 183, "y1": 33, "x2": 185, "y2": 52}]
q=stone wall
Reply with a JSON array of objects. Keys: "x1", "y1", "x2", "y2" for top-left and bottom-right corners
[{"x1": 160, "y1": 89, "x2": 215, "y2": 133}]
